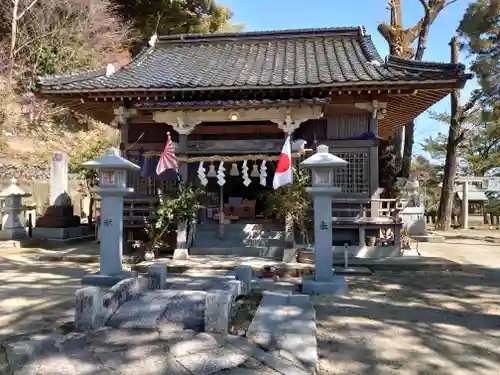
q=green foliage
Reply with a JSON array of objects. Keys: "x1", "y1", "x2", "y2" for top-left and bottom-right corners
[
  {"x1": 108, "y1": 0, "x2": 241, "y2": 38},
  {"x1": 422, "y1": 108, "x2": 500, "y2": 176},
  {"x1": 378, "y1": 141, "x2": 399, "y2": 197},
  {"x1": 156, "y1": 185, "x2": 204, "y2": 229},
  {"x1": 140, "y1": 185, "x2": 204, "y2": 253},
  {"x1": 68, "y1": 137, "x2": 114, "y2": 185},
  {"x1": 411, "y1": 155, "x2": 442, "y2": 213},
  {"x1": 264, "y1": 168, "x2": 311, "y2": 241},
  {"x1": 458, "y1": 0, "x2": 500, "y2": 110}
]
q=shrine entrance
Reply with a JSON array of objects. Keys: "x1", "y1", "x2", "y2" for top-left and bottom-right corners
[{"x1": 199, "y1": 159, "x2": 275, "y2": 222}]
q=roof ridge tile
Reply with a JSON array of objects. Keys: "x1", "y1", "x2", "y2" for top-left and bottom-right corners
[{"x1": 157, "y1": 26, "x2": 364, "y2": 43}]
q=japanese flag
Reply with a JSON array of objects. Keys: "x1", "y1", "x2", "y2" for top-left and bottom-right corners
[{"x1": 273, "y1": 134, "x2": 293, "y2": 189}]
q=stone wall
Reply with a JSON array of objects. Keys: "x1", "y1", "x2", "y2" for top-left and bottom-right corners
[{"x1": 0, "y1": 179, "x2": 91, "y2": 223}]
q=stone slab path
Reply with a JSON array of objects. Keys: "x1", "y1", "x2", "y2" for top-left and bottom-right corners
[
  {"x1": 107, "y1": 273, "x2": 238, "y2": 331},
  {"x1": 247, "y1": 293, "x2": 317, "y2": 373},
  {"x1": 4, "y1": 326, "x2": 311, "y2": 375}
]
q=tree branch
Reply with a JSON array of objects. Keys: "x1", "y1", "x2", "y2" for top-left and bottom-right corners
[{"x1": 16, "y1": 0, "x2": 38, "y2": 20}]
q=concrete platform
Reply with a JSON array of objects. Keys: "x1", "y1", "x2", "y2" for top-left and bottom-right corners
[
  {"x1": 247, "y1": 292, "x2": 317, "y2": 373},
  {"x1": 31, "y1": 226, "x2": 93, "y2": 242},
  {"x1": 301, "y1": 275, "x2": 349, "y2": 295},
  {"x1": 334, "y1": 266, "x2": 372, "y2": 276},
  {"x1": 133, "y1": 255, "x2": 461, "y2": 276}
]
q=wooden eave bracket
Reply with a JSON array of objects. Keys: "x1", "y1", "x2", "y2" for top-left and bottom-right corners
[
  {"x1": 354, "y1": 100, "x2": 388, "y2": 120},
  {"x1": 152, "y1": 105, "x2": 324, "y2": 134}
]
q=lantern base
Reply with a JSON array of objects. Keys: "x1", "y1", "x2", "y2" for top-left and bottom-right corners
[
  {"x1": 0, "y1": 227, "x2": 27, "y2": 240},
  {"x1": 81, "y1": 271, "x2": 135, "y2": 287},
  {"x1": 301, "y1": 275, "x2": 348, "y2": 295}
]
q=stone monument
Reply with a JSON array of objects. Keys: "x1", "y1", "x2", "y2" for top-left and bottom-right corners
[
  {"x1": 81, "y1": 147, "x2": 140, "y2": 286},
  {"x1": 398, "y1": 178, "x2": 428, "y2": 237},
  {"x1": 300, "y1": 145, "x2": 349, "y2": 294},
  {"x1": 33, "y1": 152, "x2": 84, "y2": 240},
  {"x1": 0, "y1": 178, "x2": 30, "y2": 240}
]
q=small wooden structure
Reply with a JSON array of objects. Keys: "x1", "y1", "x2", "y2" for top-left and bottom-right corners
[{"x1": 34, "y1": 27, "x2": 469, "y2": 255}]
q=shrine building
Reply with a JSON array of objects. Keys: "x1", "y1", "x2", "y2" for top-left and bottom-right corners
[{"x1": 35, "y1": 27, "x2": 469, "y2": 258}]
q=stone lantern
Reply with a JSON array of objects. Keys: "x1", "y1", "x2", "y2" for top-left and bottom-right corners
[
  {"x1": 300, "y1": 144, "x2": 349, "y2": 294},
  {"x1": 81, "y1": 147, "x2": 140, "y2": 286},
  {"x1": 0, "y1": 178, "x2": 31, "y2": 240}
]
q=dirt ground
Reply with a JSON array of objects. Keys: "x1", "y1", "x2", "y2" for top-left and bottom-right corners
[
  {"x1": 0, "y1": 248, "x2": 99, "y2": 341},
  {"x1": 1, "y1": 230, "x2": 500, "y2": 374},
  {"x1": 314, "y1": 235, "x2": 500, "y2": 375}
]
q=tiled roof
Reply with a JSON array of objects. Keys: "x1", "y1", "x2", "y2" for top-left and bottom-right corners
[
  {"x1": 37, "y1": 27, "x2": 467, "y2": 92},
  {"x1": 133, "y1": 98, "x2": 331, "y2": 109}
]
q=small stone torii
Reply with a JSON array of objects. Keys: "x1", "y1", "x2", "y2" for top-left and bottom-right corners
[{"x1": 455, "y1": 176, "x2": 500, "y2": 229}]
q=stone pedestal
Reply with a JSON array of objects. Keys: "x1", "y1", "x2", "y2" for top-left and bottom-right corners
[{"x1": 33, "y1": 152, "x2": 84, "y2": 241}]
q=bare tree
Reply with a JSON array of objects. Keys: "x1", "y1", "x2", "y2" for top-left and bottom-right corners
[
  {"x1": 0, "y1": 0, "x2": 132, "y2": 136},
  {"x1": 8, "y1": 0, "x2": 38, "y2": 85},
  {"x1": 378, "y1": 0, "x2": 459, "y2": 178}
]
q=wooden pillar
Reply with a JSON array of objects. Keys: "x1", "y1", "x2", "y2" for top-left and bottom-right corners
[
  {"x1": 169, "y1": 121, "x2": 199, "y2": 258},
  {"x1": 369, "y1": 115, "x2": 380, "y2": 218},
  {"x1": 462, "y1": 181, "x2": 469, "y2": 229},
  {"x1": 119, "y1": 122, "x2": 129, "y2": 157}
]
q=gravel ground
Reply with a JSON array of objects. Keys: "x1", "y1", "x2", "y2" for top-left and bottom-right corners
[{"x1": 313, "y1": 268, "x2": 500, "y2": 375}]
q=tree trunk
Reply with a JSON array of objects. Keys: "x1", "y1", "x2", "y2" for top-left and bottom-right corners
[
  {"x1": 401, "y1": 121, "x2": 414, "y2": 178},
  {"x1": 391, "y1": 129, "x2": 403, "y2": 171},
  {"x1": 88, "y1": 195, "x2": 94, "y2": 230},
  {"x1": 436, "y1": 36, "x2": 461, "y2": 231},
  {"x1": 8, "y1": 0, "x2": 20, "y2": 85}
]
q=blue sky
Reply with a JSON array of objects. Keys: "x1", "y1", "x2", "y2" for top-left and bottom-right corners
[{"x1": 221, "y1": 0, "x2": 477, "y2": 155}]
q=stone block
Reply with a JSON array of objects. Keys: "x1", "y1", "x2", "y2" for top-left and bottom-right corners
[
  {"x1": 288, "y1": 294, "x2": 311, "y2": 306},
  {"x1": 220, "y1": 279, "x2": 244, "y2": 301},
  {"x1": 278, "y1": 301, "x2": 317, "y2": 373},
  {"x1": 161, "y1": 290, "x2": 207, "y2": 331},
  {"x1": 301, "y1": 275, "x2": 348, "y2": 295},
  {"x1": 169, "y1": 332, "x2": 220, "y2": 357},
  {"x1": 204, "y1": 290, "x2": 232, "y2": 334},
  {"x1": 74, "y1": 286, "x2": 103, "y2": 331},
  {"x1": 100, "y1": 276, "x2": 147, "y2": 323},
  {"x1": 173, "y1": 248, "x2": 189, "y2": 260},
  {"x1": 223, "y1": 335, "x2": 310, "y2": 375},
  {"x1": 175, "y1": 346, "x2": 248, "y2": 375},
  {"x1": 282, "y1": 248, "x2": 297, "y2": 263},
  {"x1": 0, "y1": 228, "x2": 27, "y2": 240},
  {"x1": 107, "y1": 291, "x2": 173, "y2": 329},
  {"x1": 109, "y1": 276, "x2": 147, "y2": 302},
  {"x1": 31, "y1": 226, "x2": 89, "y2": 240},
  {"x1": 3, "y1": 334, "x2": 60, "y2": 374},
  {"x1": 246, "y1": 292, "x2": 289, "y2": 349},
  {"x1": 234, "y1": 265, "x2": 252, "y2": 294},
  {"x1": 148, "y1": 264, "x2": 167, "y2": 289},
  {"x1": 93, "y1": 343, "x2": 191, "y2": 375},
  {"x1": 81, "y1": 271, "x2": 137, "y2": 287}
]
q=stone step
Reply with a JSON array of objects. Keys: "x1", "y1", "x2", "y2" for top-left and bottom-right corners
[
  {"x1": 6, "y1": 327, "x2": 311, "y2": 375},
  {"x1": 190, "y1": 246, "x2": 284, "y2": 259},
  {"x1": 247, "y1": 293, "x2": 317, "y2": 374},
  {"x1": 107, "y1": 289, "x2": 207, "y2": 331},
  {"x1": 194, "y1": 238, "x2": 286, "y2": 248}
]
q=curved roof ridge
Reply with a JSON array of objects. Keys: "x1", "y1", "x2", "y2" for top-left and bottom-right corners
[
  {"x1": 37, "y1": 46, "x2": 154, "y2": 87},
  {"x1": 387, "y1": 55, "x2": 466, "y2": 72},
  {"x1": 359, "y1": 35, "x2": 385, "y2": 63},
  {"x1": 157, "y1": 26, "x2": 365, "y2": 43}
]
